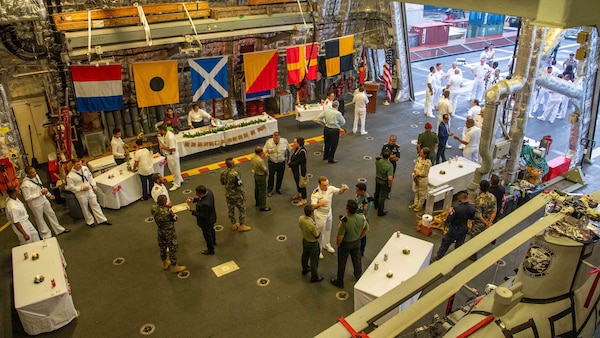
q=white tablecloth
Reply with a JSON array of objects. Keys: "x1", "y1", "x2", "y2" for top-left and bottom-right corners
[
  {"x1": 12, "y1": 237, "x2": 77, "y2": 335},
  {"x1": 175, "y1": 114, "x2": 278, "y2": 157},
  {"x1": 428, "y1": 156, "x2": 480, "y2": 202},
  {"x1": 94, "y1": 155, "x2": 165, "y2": 209},
  {"x1": 354, "y1": 233, "x2": 433, "y2": 325},
  {"x1": 295, "y1": 104, "x2": 324, "y2": 122}
]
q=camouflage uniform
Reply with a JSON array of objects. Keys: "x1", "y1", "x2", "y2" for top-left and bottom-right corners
[
  {"x1": 151, "y1": 204, "x2": 179, "y2": 265},
  {"x1": 220, "y1": 167, "x2": 246, "y2": 225},
  {"x1": 470, "y1": 191, "x2": 497, "y2": 237}
]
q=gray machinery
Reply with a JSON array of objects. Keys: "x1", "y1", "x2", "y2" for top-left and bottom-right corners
[{"x1": 317, "y1": 190, "x2": 600, "y2": 337}]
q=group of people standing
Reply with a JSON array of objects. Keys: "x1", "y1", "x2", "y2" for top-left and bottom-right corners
[
  {"x1": 432, "y1": 175, "x2": 505, "y2": 262},
  {"x1": 530, "y1": 53, "x2": 578, "y2": 124}
]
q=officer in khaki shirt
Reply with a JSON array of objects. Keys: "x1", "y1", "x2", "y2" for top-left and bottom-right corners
[
  {"x1": 299, "y1": 205, "x2": 323, "y2": 283},
  {"x1": 331, "y1": 200, "x2": 368, "y2": 289},
  {"x1": 251, "y1": 146, "x2": 270, "y2": 211}
]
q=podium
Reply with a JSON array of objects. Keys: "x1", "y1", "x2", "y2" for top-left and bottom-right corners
[{"x1": 364, "y1": 82, "x2": 379, "y2": 113}]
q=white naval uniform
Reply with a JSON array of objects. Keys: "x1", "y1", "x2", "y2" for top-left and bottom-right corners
[
  {"x1": 424, "y1": 72, "x2": 435, "y2": 117},
  {"x1": 447, "y1": 73, "x2": 463, "y2": 113},
  {"x1": 21, "y1": 175, "x2": 66, "y2": 238},
  {"x1": 159, "y1": 131, "x2": 183, "y2": 188},
  {"x1": 351, "y1": 90, "x2": 369, "y2": 134},
  {"x1": 310, "y1": 185, "x2": 341, "y2": 251},
  {"x1": 151, "y1": 183, "x2": 171, "y2": 204},
  {"x1": 66, "y1": 166, "x2": 107, "y2": 225},
  {"x1": 6, "y1": 197, "x2": 40, "y2": 245},
  {"x1": 470, "y1": 63, "x2": 492, "y2": 102},
  {"x1": 433, "y1": 69, "x2": 445, "y2": 106},
  {"x1": 324, "y1": 98, "x2": 334, "y2": 109},
  {"x1": 463, "y1": 126, "x2": 482, "y2": 163},
  {"x1": 111, "y1": 137, "x2": 126, "y2": 161}
]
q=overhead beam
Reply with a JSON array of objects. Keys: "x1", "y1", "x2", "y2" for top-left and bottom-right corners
[
  {"x1": 63, "y1": 12, "x2": 312, "y2": 51},
  {"x1": 65, "y1": 24, "x2": 308, "y2": 58}
]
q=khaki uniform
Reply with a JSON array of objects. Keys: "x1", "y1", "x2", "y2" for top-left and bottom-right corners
[
  {"x1": 220, "y1": 167, "x2": 246, "y2": 225},
  {"x1": 412, "y1": 157, "x2": 432, "y2": 209},
  {"x1": 251, "y1": 155, "x2": 268, "y2": 208}
]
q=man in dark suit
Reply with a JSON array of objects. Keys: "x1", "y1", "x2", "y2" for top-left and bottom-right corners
[{"x1": 187, "y1": 185, "x2": 217, "y2": 255}]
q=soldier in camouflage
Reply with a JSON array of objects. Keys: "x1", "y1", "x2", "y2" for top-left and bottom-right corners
[
  {"x1": 469, "y1": 180, "x2": 497, "y2": 261},
  {"x1": 220, "y1": 158, "x2": 251, "y2": 232},
  {"x1": 151, "y1": 194, "x2": 186, "y2": 273}
]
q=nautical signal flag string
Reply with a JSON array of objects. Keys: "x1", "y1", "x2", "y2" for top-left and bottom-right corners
[
  {"x1": 325, "y1": 35, "x2": 354, "y2": 77},
  {"x1": 243, "y1": 49, "x2": 278, "y2": 94},
  {"x1": 286, "y1": 43, "x2": 318, "y2": 85},
  {"x1": 132, "y1": 60, "x2": 179, "y2": 108}
]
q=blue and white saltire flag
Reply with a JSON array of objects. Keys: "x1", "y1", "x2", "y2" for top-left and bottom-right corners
[{"x1": 189, "y1": 56, "x2": 229, "y2": 101}]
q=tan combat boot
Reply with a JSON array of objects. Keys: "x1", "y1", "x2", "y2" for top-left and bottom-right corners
[
  {"x1": 170, "y1": 264, "x2": 187, "y2": 274},
  {"x1": 237, "y1": 224, "x2": 252, "y2": 232},
  {"x1": 162, "y1": 259, "x2": 171, "y2": 270}
]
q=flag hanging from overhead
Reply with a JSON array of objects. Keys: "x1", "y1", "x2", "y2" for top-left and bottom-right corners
[
  {"x1": 243, "y1": 50, "x2": 278, "y2": 94},
  {"x1": 383, "y1": 62, "x2": 392, "y2": 103},
  {"x1": 189, "y1": 56, "x2": 229, "y2": 101},
  {"x1": 71, "y1": 65, "x2": 123, "y2": 113},
  {"x1": 286, "y1": 43, "x2": 319, "y2": 85},
  {"x1": 132, "y1": 60, "x2": 179, "y2": 108},
  {"x1": 325, "y1": 35, "x2": 354, "y2": 77}
]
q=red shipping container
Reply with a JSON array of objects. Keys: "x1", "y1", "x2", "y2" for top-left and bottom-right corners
[
  {"x1": 542, "y1": 156, "x2": 571, "y2": 181},
  {"x1": 410, "y1": 22, "x2": 450, "y2": 46},
  {"x1": 442, "y1": 18, "x2": 469, "y2": 28}
]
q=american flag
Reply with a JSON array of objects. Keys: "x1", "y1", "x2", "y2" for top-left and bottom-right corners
[{"x1": 383, "y1": 62, "x2": 392, "y2": 103}]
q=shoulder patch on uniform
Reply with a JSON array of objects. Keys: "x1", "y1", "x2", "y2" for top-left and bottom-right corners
[{"x1": 313, "y1": 188, "x2": 319, "y2": 193}]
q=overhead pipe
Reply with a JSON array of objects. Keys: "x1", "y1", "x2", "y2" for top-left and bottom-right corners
[
  {"x1": 471, "y1": 19, "x2": 538, "y2": 196},
  {"x1": 501, "y1": 25, "x2": 565, "y2": 184}
]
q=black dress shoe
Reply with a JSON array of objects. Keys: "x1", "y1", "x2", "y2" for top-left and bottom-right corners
[
  {"x1": 59, "y1": 229, "x2": 71, "y2": 234},
  {"x1": 100, "y1": 221, "x2": 112, "y2": 225},
  {"x1": 330, "y1": 279, "x2": 344, "y2": 288},
  {"x1": 201, "y1": 250, "x2": 215, "y2": 255},
  {"x1": 328, "y1": 160, "x2": 338, "y2": 163},
  {"x1": 87, "y1": 223, "x2": 95, "y2": 228},
  {"x1": 267, "y1": 192, "x2": 273, "y2": 197},
  {"x1": 302, "y1": 270, "x2": 309, "y2": 276},
  {"x1": 276, "y1": 190, "x2": 283, "y2": 195},
  {"x1": 311, "y1": 276, "x2": 325, "y2": 283},
  {"x1": 213, "y1": 242, "x2": 217, "y2": 246},
  {"x1": 377, "y1": 211, "x2": 388, "y2": 216},
  {"x1": 260, "y1": 207, "x2": 271, "y2": 212},
  {"x1": 469, "y1": 254, "x2": 478, "y2": 261}
]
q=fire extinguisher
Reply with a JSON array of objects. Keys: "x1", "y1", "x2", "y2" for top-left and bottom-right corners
[
  {"x1": 539, "y1": 135, "x2": 552, "y2": 156},
  {"x1": 347, "y1": 75, "x2": 354, "y2": 90},
  {"x1": 335, "y1": 80, "x2": 344, "y2": 98},
  {"x1": 328, "y1": 82, "x2": 335, "y2": 96}
]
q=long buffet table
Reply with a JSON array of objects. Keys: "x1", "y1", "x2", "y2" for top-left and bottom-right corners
[
  {"x1": 94, "y1": 153, "x2": 165, "y2": 209},
  {"x1": 354, "y1": 233, "x2": 433, "y2": 325},
  {"x1": 175, "y1": 113, "x2": 278, "y2": 157},
  {"x1": 12, "y1": 237, "x2": 77, "y2": 335}
]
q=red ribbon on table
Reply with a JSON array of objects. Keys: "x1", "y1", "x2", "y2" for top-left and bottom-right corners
[
  {"x1": 111, "y1": 185, "x2": 123, "y2": 195},
  {"x1": 584, "y1": 267, "x2": 600, "y2": 308}
]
